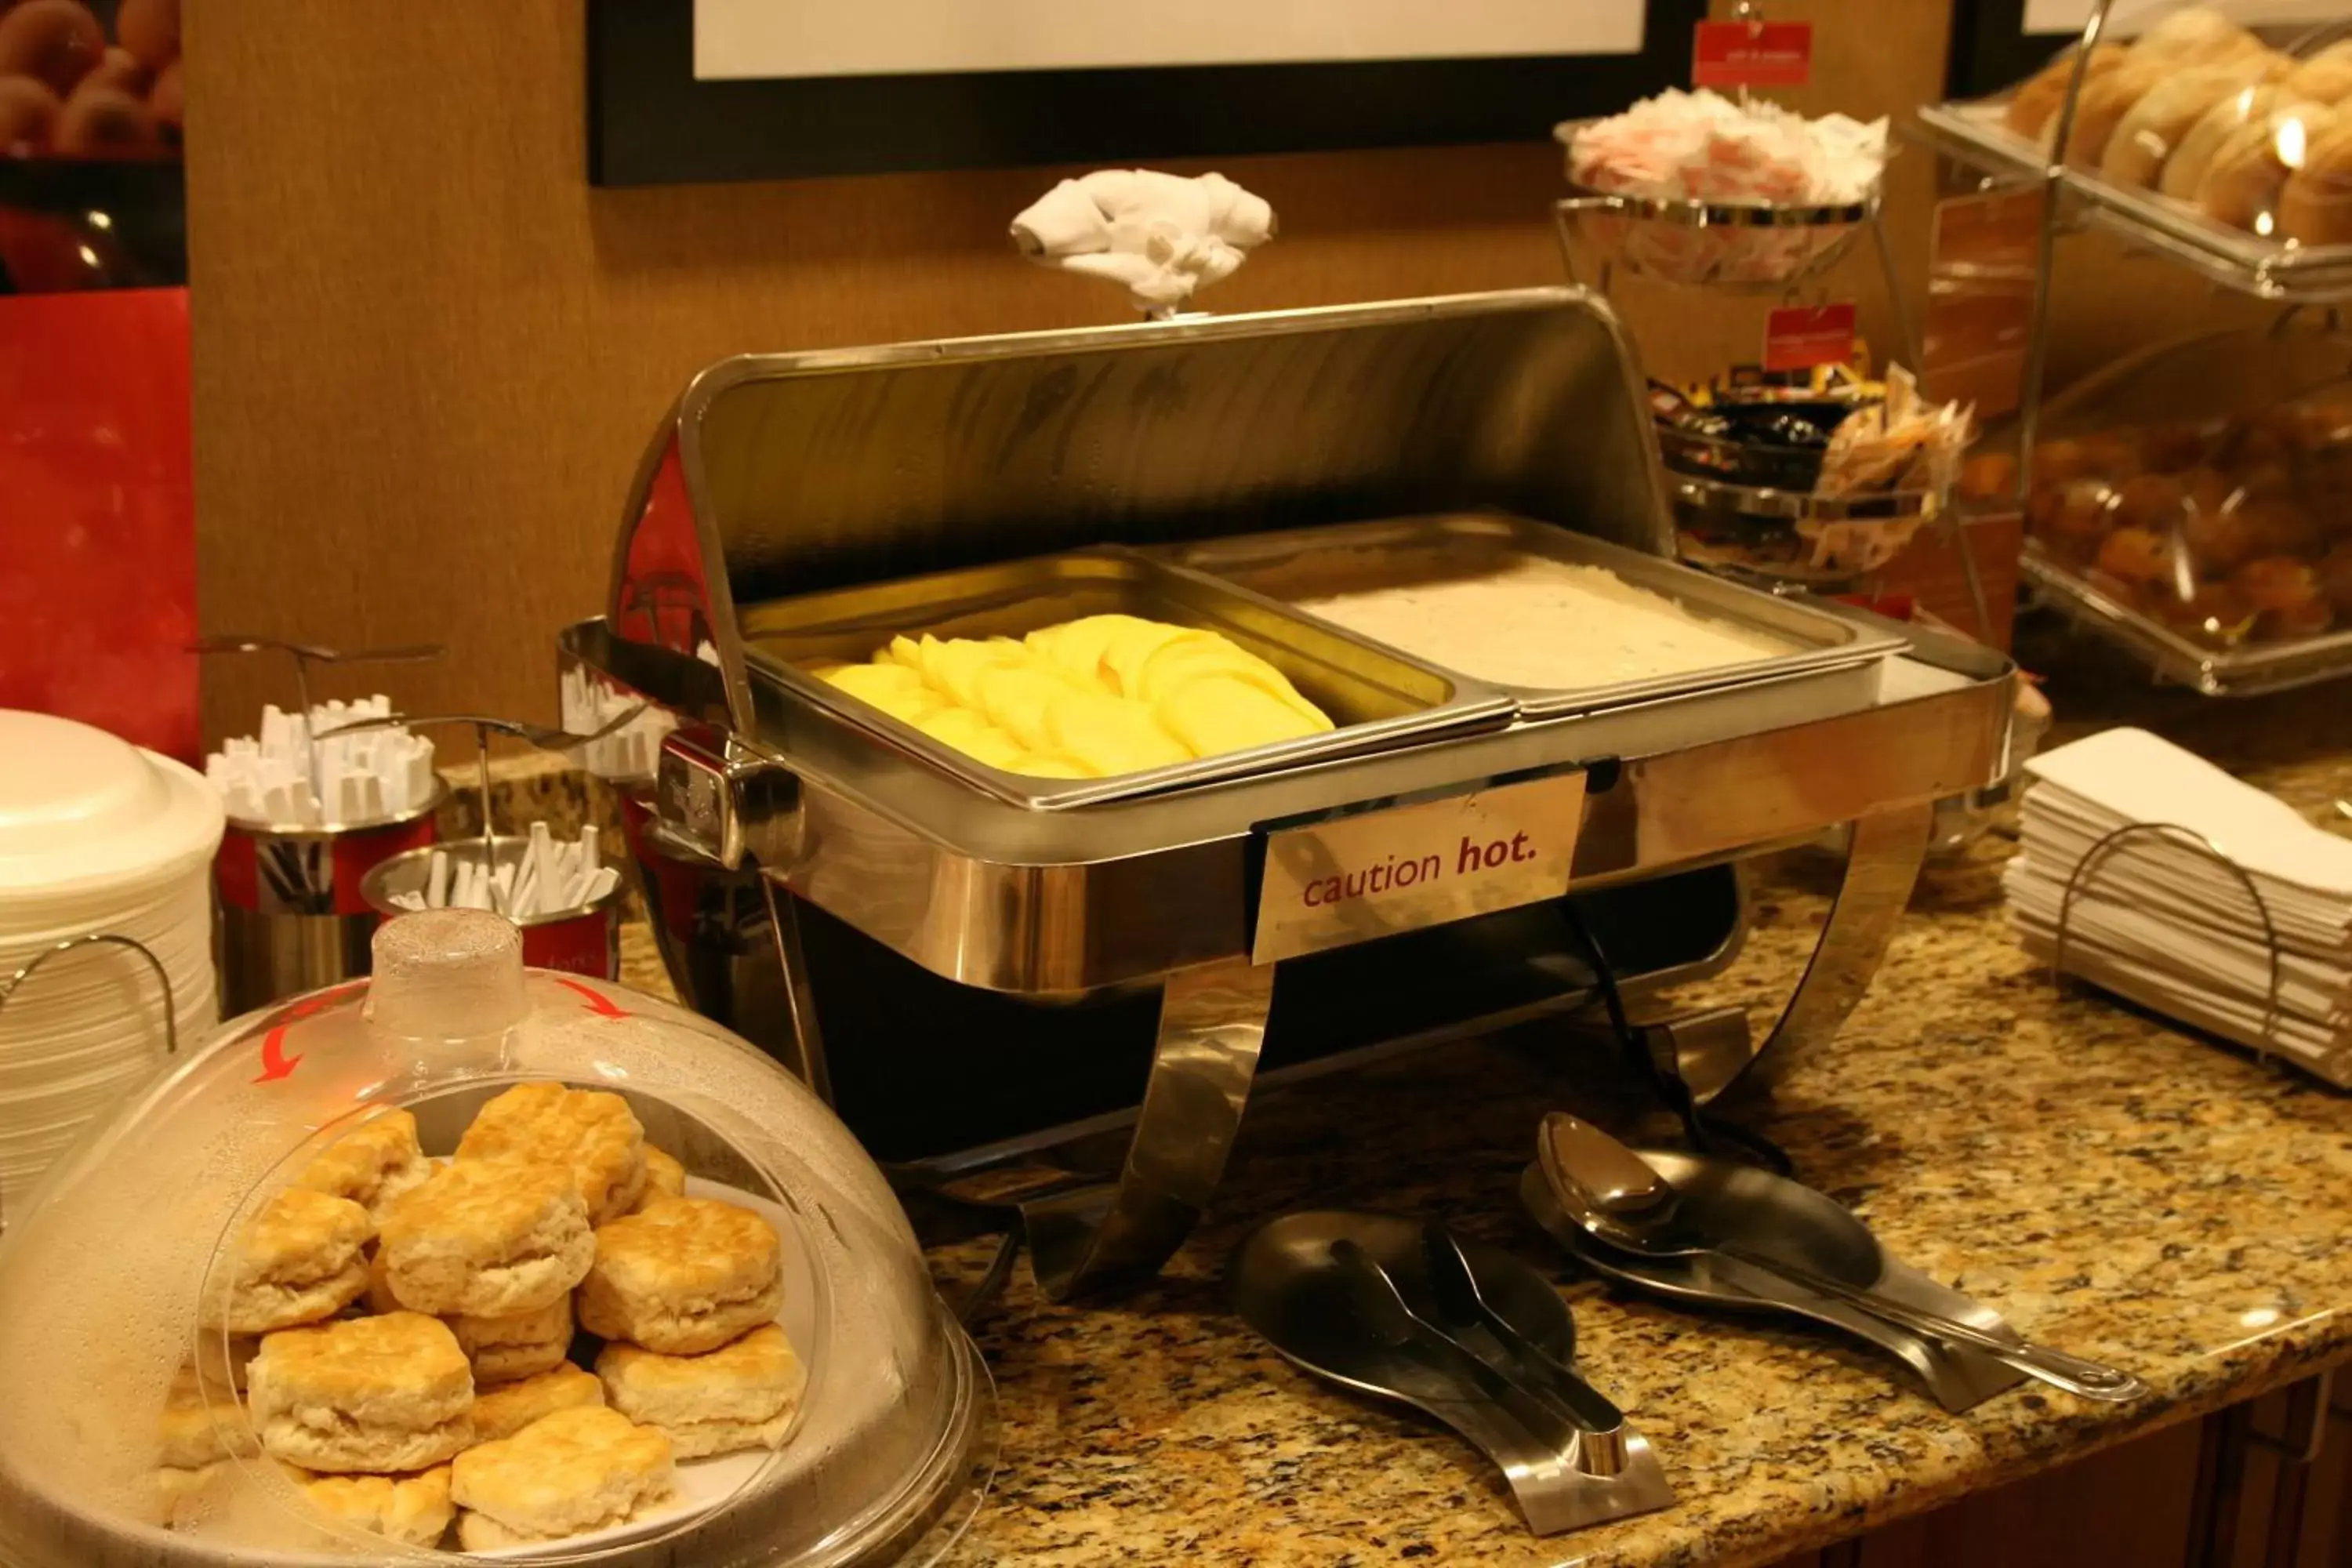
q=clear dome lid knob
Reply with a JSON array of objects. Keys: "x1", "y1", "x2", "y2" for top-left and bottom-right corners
[{"x1": 363, "y1": 909, "x2": 528, "y2": 1042}]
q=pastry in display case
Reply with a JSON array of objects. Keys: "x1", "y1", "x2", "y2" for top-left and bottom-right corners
[
  {"x1": 0, "y1": 909, "x2": 993, "y2": 1566},
  {"x1": 1980, "y1": 322, "x2": 2352, "y2": 693},
  {"x1": 1917, "y1": 2, "x2": 2352, "y2": 299}
]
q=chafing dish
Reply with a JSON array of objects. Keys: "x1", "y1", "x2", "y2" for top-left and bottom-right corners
[{"x1": 561, "y1": 288, "x2": 2018, "y2": 1300}]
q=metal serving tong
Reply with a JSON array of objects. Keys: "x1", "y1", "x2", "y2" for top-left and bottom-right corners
[
  {"x1": 1232, "y1": 1210, "x2": 1674, "y2": 1535},
  {"x1": 1531, "y1": 1113, "x2": 2147, "y2": 1406}
]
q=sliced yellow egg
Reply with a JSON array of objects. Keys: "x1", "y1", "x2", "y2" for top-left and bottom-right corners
[
  {"x1": 920, "y1": 638, "x2": 1018, "y2": 710},
  {"x1": 1029, "y1": 615, "x2": 1153, "y2": 691},
  {"x1": 1045, "y1": 689, "x2": 1194, "y2": 775},
  {"x1": 1157, "y1": 677, "x2": 1328, "y2": 756},
  {"x1": 975, "y1": 662, "x2": 1071, "y2": 751},
  {"x1": 1134, "y1": 638, "x2": 1330, "y2": 728},
  {"x1": 1009, "y1": 752, "x2": 1095, "y2": 779},
  {"x1": 959, "y1": 728, "x2": 1028, "y2": 771},
  {"x1": 1102, "y1": 619, "x2": 1205, "y2": 699},
  {"x1": 912, "y1": 706, "x2": 1025, "y2": 769},
  {"x1": 823, "y1": 661, "x2": 945, "y2": 724}
]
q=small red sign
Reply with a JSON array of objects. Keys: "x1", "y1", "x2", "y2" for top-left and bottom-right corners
[
  {"x1": 1693, "y1": 20, "x2": 1813, "y2": 89},
  {"x1": 1763, "y1": 303, "x2": 1857, "y2": 373}
]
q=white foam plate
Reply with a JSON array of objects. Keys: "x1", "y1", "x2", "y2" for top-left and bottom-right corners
[{"x1": 467, "y1": 1176, "x2": 816, "y2": 1559}]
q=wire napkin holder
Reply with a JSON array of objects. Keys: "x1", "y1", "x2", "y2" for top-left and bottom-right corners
[{"x1": 2049, "y1": 818, "x2": 2292, "y2": 1073}]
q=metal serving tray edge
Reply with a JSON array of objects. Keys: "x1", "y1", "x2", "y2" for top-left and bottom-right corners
[
  {"x1": 1145, "y1": 514, "x2": 1907, "y2": 721},
  {"x1": 735, "y1": 547, "x2": 1518, "y2": 811}
]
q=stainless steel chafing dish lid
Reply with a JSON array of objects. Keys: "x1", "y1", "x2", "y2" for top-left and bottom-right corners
[{"x1": 596, "y1": 288, "x2": 1672, "y2": 750}]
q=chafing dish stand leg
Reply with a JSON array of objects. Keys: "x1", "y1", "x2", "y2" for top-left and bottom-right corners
[
  {"x1": 1599, "y1": 800, "x2": 1936, "y2": 1107},
  {"x1": 1017, "y1": 955, "x2": 1277, "y2": 1301}
]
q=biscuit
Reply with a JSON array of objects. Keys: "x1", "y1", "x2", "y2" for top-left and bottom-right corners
[
  {"x1": 379, "y1": 1160, "x2": 593, "y2": 1317},
  {"x1": 576, "y1": 1198, "x2": 783, "y2": 1356},
  {"x1": 293, "y1": 1109, "x2": 430, "y2": 1224},
  {"x1": 194, "y1": 1332, "x2": 261, "y2": 1392},
  {"x1": 633, "y1": 1146, "x2": 687, "y2": 1213},
  {"x1": 208, "y1": 1188, "x2": 374, "y2": 1334},
  {"x1": 294, "y1": 1465, "x2": 454, "y2": 1548},
  {"x1": 597, "y1": 1324, "x2": 805, "y2": 1460},
  {"x1": 451, "y1": 1293, "x2": 575, "y2": 1383},
  {"x1": 365, "y1": 1248, "x2": 399, "y2": 1316},
  {"x1": 450, "y1": 1406, "x2": 673, "y2": 1543},
  {"x1": 158, "y1": 1367, "x2": 258, "y2": 1468},
  {"x1": 154, "y1": 1461, "x2": 233, "y2": 1528},
  {"x1": 457, "y1": 1083, "x2": 647, "y2": 1224},
  {"x1": 247, "y1": 1312, "x2": 474, "y2": 1474},
  {"x1": 473, "y1": 1364, "x2": 606, "y2": 1443}
]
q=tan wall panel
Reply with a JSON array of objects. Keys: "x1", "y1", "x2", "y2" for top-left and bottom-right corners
[{"x1": 187, "y1": 0, "x2": 1951, "y2": 737}]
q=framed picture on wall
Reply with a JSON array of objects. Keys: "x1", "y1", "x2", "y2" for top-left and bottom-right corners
[{"x1": 589, "y1": 0, "x2": 1708, "y2": 187}]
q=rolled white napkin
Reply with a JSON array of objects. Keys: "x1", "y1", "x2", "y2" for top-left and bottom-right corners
[
  {"x1": 1011, "y1": 169, "x2": 1276, "y2": 314},
  {"x1": 1009, "y1": 178, "x2": 1111, "y2": 258}
]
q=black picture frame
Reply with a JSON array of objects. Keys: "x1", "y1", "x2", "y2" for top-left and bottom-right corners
[
  {"x1": 1945, "y1": 0, "x2": 2075, "y2": 100},
  {"x1": 588, "y1": 1, "x2": 1710, "y2": 187}
]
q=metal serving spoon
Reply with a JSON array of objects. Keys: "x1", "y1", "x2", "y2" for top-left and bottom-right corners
[{"x1": 1537, "y1": 1113, "x2": 2148, "y2": 1403}]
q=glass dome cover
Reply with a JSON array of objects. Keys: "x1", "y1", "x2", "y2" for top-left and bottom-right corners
[{"x1": 0, "y1": 911, "x2": 993, "y2": 1567}]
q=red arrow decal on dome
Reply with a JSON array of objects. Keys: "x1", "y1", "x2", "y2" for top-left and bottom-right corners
[
  {"x1": 250, "y1": 983, "x2": 362, "y2": 1083},
  {"x1": 255, "y1": 1027, "x2": 302, "y2": 1083},
  {"x1": 554, "y1": 977, "x2": 631, "y2": 1019}
]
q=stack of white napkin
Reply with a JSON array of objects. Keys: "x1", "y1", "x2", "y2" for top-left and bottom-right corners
[
  {"x1": 2003, "y1": 727, "x2": 2352, "y2": 1082},
  {"x1": 1011, "y1": 169, "x2": 1274, "y2": 313}
]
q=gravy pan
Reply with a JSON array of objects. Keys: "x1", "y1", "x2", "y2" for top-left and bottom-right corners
[
  {"x1": 1148, "y1": 514, "x2": 1907, "y2": 721},
  {"x1": 736, "y1": 547, "x2": 1516, "y2": 811}
]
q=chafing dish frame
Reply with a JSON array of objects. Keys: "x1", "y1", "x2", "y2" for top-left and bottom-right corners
[{"x1": 563, "y1": 289, "x2": 2017, "y2": 1300}]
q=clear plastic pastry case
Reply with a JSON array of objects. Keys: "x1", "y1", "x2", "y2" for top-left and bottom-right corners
[
  {"x1": 1914, "y1": 0, "x2": 2352, "y2": 691},
  {"x1": 1917, "y1": 1, "x2": 2352, "y2": 302},
  {"x1": 0, "y1": 910, "x2": 993, "y2": 1567},
  {"x1": 1977, "y1": 321, "x2": 2352, "y2": 692}
]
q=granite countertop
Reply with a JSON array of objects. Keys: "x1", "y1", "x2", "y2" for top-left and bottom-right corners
[{"x1": 618, "y1": 656, "x2": 2352, "y2": 1568}]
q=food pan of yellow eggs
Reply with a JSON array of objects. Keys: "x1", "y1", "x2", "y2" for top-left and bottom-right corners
[
  {"x1": 163, "y1": 1084, "x2": 810, "y2": 1555},
  {"x1": 808, "y1": 615, "x2": 1336, "y2": 778},
  {"x1": 743, "y1": 548, "x2": 1510, "y2": 807}
]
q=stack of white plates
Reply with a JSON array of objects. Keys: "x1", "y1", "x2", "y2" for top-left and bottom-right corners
[
  {"x1": 2004, "y1": 726, "x2": 2352, "y2": 1081},
  {"x1": 0, "y1": 711, "x2": 225, "y2": 1197}
]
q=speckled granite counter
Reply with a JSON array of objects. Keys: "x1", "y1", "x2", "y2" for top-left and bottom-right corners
[{"x1": 617, "y1": 664, "x2": 2352, "y2": 1568}]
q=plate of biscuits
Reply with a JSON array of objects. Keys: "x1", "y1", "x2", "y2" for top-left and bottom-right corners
[{"x1": 175, "y1": 1081, "x2": 815, "y2": 1555}]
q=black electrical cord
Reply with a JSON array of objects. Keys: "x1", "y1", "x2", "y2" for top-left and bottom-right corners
[{"x1": 1559, "y1": 902, "x2": 1793, "y2": 1178}]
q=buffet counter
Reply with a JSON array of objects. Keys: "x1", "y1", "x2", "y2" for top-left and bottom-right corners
[{"x1": 612, "y1": 666, "x2": 2352, "y2": 1568}]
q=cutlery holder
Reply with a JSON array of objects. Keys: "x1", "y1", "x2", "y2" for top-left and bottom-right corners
[{"x1": 212, "y1": 793, "x2": 441, "y2": 1014}]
